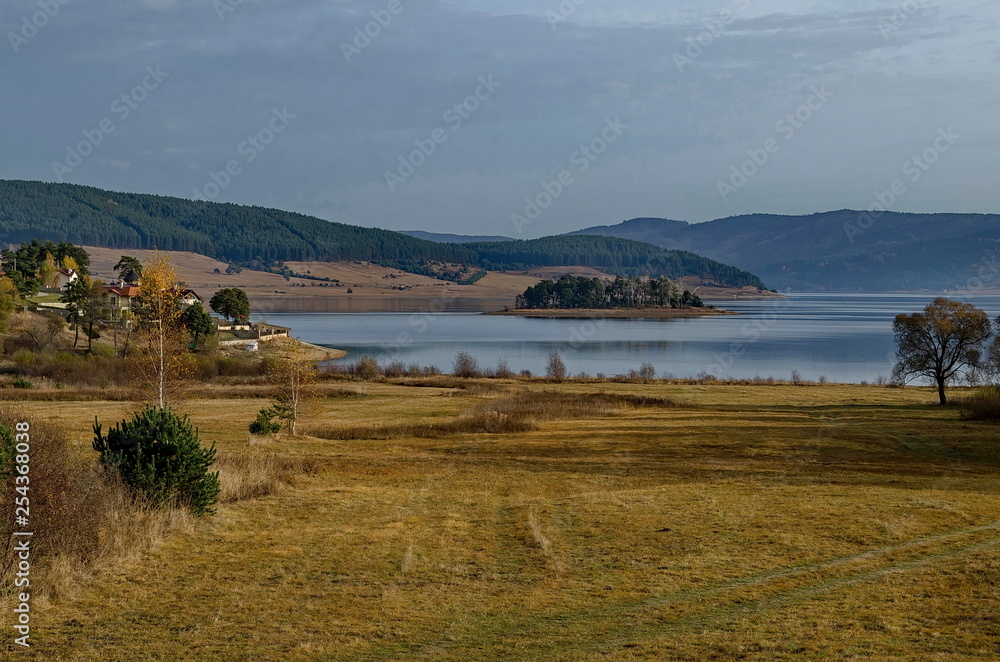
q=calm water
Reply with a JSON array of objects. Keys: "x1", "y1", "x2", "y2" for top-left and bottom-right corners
[{"x1": 254, "y1": 294, "x2": 1000, "y2": 383}]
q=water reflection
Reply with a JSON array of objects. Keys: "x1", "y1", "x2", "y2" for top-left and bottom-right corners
[{"x1": 253, "y1": 294, "x2": 1000, "y2": 383}]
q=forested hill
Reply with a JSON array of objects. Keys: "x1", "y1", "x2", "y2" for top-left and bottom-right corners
[
  {"x1": 465, "y1": 236, "x2": 767, "y2": 289},
  {"x1": 0, "y1": 180, "x2": 767, "y2": 288},
  {"x1": 0, "y1": 180, "x2": 477, "y2": 265}
]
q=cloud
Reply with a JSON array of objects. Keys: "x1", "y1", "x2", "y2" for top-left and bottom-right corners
[{"x1": 0, "y1": 0, "x2": 997, "y2": 235}]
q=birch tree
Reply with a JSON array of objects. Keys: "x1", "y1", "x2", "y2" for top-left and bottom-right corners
[
  {"x1": 269, "y1": 341, "x2": 319, "y2": 436},
  {"x1": 130, "y1": 252, "x2": 189, "y2": 408}
]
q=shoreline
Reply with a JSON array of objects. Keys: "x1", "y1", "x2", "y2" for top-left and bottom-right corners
[
  {"x1": 292, "y1": 338, "x2": 347, "y2": 360},
  {"x1": 244, "y1": 336, "x2": 346, "y2": 361},
  {"x1": 483, "y1": 307, "x2": 739, "y2": 319}
]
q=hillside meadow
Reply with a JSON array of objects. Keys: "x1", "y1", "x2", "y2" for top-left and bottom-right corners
[{"x1": 1, "y1": 380, "x2": 998, "y2": 660}]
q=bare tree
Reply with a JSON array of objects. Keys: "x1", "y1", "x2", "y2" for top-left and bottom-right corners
[
  {"x1": 892, "y1": 298, "x2": 993, "y2": 405},
  {"x1": 546, "y1": 352, "x2": 567, "y2": 381},
  {"x1": 269, "y1": 341, "x2": 319, "y2": 436}
]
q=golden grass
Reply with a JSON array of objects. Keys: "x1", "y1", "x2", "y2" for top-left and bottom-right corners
[
  {"x1": 310, "y1": 390, "x2": 681, "y2": 440},
  {"x1": 215, "y1": 452, "x2": 320, "y2": 503},
  {"x1": 1, "y1": 382, "x2": 998, "y2": 660}
]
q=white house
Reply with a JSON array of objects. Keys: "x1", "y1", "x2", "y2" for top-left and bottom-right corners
[
  {"x1": 179, "y1": 289, "x2": 205, "y2": 308},
  {"x1": 55, "y1": 268, "x2": 79, "y2": 290}
]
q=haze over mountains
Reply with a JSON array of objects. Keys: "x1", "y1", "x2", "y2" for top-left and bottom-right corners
[{"x1": 566, "y1": 211, "x2": 1000, "y2": 291}]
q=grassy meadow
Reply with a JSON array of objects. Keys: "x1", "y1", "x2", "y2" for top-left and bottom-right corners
[{"x1": 1, "y1": 380, "x2": 999, "y2": 660}]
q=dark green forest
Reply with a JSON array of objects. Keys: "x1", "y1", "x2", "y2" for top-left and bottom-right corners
[
  {"x1": 0, "y1": 181, "x2": 766, "y2": 288},
  {"x1": 517, "y1": 275, "x2": 705, "y2": 310},
  {"x1": 468, "y1": 236, "x2": 767, "y2": 288}
]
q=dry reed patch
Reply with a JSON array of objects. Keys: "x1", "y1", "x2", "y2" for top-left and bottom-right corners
[
  {"x1": 215, "y1": 452, "x2": 321, "y2": 503},
  {"x1": 310, "y1": 390, "x2": 682, "y2": 440}
]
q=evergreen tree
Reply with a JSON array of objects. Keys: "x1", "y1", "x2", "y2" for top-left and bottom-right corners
[
  {"x1": 181, "y1": 302, "x2": 215, "y2": 346},
  {"x1": 209, "y1": 288, "x2": 250, "y2": 322},
  {"x1": 93, "y1": 406, "x2": 221, "y2": 516}
]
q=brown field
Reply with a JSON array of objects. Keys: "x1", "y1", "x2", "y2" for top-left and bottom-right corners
[
  {"x1": 2, "y1": 380, "x2": 999, "y2": 660},
  {"x1": 83, "y1": 247, "x2": 558, "y2": 311},
  {"x1": 83, "y1": 247, "x2": 772, "y2": 314}
]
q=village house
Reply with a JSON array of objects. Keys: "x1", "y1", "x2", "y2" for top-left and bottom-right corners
[
  {"x1": 54, "y1": 268, "x2": 79, "y2": 290},
  {"x1": 179, "y1": 289, "x2": 205, "y2": 307},
  {"x1": 101, "y1": 269, "x2": 204, "y2": 321}
]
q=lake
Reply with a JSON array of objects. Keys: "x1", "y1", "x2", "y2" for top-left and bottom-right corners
[{"x1": 253, "y1": 294, "x2": 1000, "y2": 383}]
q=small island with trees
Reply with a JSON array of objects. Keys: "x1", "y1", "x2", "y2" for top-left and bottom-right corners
[{"x1": 490, "y1": 274, "x2": 737, "y2": 318}]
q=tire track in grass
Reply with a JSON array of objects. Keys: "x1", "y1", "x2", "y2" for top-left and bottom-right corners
[
  {"x1": 586, "y1": 532, "x2": 1000, "y2": 657},
  {"x1": 810, "y1": 412, "x2": 957, "y2": 458},
  {"x1": 361, "y1": 520, "x2": 1000, "y2": 660}
]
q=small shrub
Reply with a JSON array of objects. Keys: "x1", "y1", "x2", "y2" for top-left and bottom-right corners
[
  {"x1": 546, "y1": 352, "x2": 567, "y2": 382},
  {"x1": 355, "y1": 356, "x2": 379, "y2": 381},
  {"x1": 12, "y1": 349, "x2": 35, "y2": 369},
  {"x1": 218, "y1": 354, "x2": 264, "y2": 378},
  {"x1": 248, "y1": 407, "x2": 284, "y2": 436},
  {"x1": 791, "y1": 370, "x2": 803, "y2": 385},
  {"x1": 637, "y1": 362, "x2": 656, "y2": 383},
  {"x1": 0, "y1": 423, "x2": 14, "y2": 480},
  {"x1": 93, "y1": 406, "x2": 221, "y2": 516},
  {"x1": 958, "y1": 386, "x2": 1000, "y2": 421},
  {"x1": 818, "y1": 375, "x2": 829, "y2": 385},
  {"x1": 89, "y1": 343, "x2": 116, "y2": 358},
  {"x1": 12, "y1": 377, "x2": 33, "y2": 390},
  {"x1": 453, "y1": 351, "x2": 481, "y2": 378},
  {"x1": 383, "y1": 361, "x2": 406, "y2": 378},
  {"x1": 491, "y1": 358, "x2": 514, "y2": 379}
]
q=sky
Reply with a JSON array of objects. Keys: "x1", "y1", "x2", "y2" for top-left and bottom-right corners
[{"x1": 1, "y1": 0, "x2": 998, "y2": 238}]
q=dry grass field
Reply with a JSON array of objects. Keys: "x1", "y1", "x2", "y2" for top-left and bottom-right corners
[{"x1": 2, "y1": 381, "x2": 999, "y2": 660}]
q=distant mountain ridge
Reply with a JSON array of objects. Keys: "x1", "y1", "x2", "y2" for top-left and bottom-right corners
[
  {"x1": 567, "y1": 211, "x2": 1000, "y2": 291},
  {"x1": 0, "y1": 180, "x2": 767, "y2": 289}
]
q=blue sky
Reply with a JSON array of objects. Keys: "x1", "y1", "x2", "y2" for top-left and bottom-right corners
[{"x1": 1, "y1": 0, "x2": 998, "y2": 237}]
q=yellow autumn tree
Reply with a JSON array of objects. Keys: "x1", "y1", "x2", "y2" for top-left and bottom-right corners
[
  {"x1": 39, "y1": 252, "x2": 59, "y2": 289},
  {"x1": 61, "y1": 255, "x2": 80, "y2": 273},
  {"x1": 130, "y1": 251, "x2": 189, "y2": 408},
  {"x1": 0, "y1": 276, "x2": 21, "y2": 332}
]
